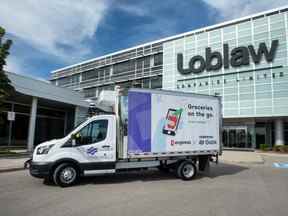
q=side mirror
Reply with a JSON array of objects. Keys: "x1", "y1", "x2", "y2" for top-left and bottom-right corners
[
  {"x1": 71, "y1": 133, "x2": 77, "y2": 140},
  {"x1": 71, "y1": 133, "x2": 80, "y2": 146},
  {"x1": 71, "y1": 139, "x2": 77, "y2": 147}
]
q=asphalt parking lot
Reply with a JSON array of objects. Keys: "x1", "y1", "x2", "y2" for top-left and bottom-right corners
[{"x1": 0, "y1": 160, "x2": 288, "y2": 216}]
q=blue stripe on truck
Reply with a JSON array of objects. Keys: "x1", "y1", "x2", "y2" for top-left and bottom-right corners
[{"x1": 128, "y1": 91, "x2": 151, "y2": 153}]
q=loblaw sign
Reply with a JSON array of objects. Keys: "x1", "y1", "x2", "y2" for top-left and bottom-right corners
[{"x1": 177, "y1": 40, "x2": 278, "y2": 74}]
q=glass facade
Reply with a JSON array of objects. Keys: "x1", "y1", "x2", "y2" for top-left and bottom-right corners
[
  {"x1": 162, "y1": 10, "x2": 288, "y2": 149},
  {"x1": 0, "y1": 102, "x2": 67, "y2": 147},
  {"x1": 163, "y1": 11, "x2": 288, "y2": 118},
  {"x1": 51, "y1": 43, "x2": 163, "y2": 99}
]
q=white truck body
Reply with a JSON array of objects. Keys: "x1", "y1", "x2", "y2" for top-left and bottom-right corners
[
  {"x1": 117, "y1": 89, "x2": 221, "y2": 159},
  {"x1": 28, "y1": 89, "x2": 222, "y2": 186}
]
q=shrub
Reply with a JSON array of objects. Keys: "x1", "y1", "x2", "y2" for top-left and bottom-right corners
[
  {"x1": 273, "y1": 145, "x2": 288, "y2": 153},
  {"x1": 273, "y1": 145, "x2": 280, "y2": 152},
  {"x1": 259, "y1": 144, "x2": 269, "y2": 151}
]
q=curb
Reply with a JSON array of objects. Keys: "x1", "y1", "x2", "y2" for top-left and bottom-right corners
[
  {"x1": 219, "y1": 158, "x2": 264, "y2": 165},
  {"x1": 0, "y1": 155, "x2": 31, "y2": 159},
  {"x1": 257, "y1": 152, "x2": 288, "y2": 158},
  {"x1": 0, "y1": 167, "x2": 25, "y2": 173}
]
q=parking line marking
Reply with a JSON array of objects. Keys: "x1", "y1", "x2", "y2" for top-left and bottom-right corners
[{"x1": 273, "y1": 163, "x2": 288, "y2": 169}]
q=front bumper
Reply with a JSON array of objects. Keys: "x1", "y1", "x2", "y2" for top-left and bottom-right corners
[{"x1": 29, "y1": 161, "x2": 53, "y2": 179}]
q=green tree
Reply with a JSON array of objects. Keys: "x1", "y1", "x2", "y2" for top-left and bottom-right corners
[{"x1": 0, "y1": 26, "x2": 15, "y2": 123}]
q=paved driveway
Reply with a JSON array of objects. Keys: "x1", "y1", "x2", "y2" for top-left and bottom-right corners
[{"x1": 0, "y1": 162, "x2": 287, "y2": 216}]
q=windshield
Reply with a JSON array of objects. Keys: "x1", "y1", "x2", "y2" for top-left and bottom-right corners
[{"x1": 65, "y1": 118, "x2": 88, "y2": 136}]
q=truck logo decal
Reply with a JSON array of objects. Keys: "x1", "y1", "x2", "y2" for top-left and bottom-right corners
[
  {"x1": 171, "y1": 140, "x2": 192, "y2": 146},
  {"x1": 87, "y1": 147, "x2": 98, "y2": 155}
]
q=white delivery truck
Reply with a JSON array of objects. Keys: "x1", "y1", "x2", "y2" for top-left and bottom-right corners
[{"x1": 28, "y1": 88, "x2": 222, "y2": 187}]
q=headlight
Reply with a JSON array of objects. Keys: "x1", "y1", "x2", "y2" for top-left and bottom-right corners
[{"x1": 36, "y1": 144, "x2": 55, "y2": 155}]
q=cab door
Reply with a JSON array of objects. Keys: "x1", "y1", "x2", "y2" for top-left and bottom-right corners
[{"x1": 74, "y1": 116, "x2": 116, "y2": 163}]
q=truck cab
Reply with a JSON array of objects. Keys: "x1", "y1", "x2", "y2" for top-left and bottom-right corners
[{"x1": 30, "y1": 115, "x2": 117, "y2": 186}]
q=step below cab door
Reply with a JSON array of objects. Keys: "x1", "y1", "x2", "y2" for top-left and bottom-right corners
[{"x1": 72, "y1": 116, "x2": 116, "y2": 167}]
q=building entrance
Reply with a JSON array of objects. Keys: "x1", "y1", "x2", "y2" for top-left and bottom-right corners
[{"x1": 223, "y1": 126, "x2": 251, "y2": 149}]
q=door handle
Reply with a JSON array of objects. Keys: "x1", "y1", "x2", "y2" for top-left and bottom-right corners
[{"x1": 102, "y1": 145, "x2": 111, "y2": 148}]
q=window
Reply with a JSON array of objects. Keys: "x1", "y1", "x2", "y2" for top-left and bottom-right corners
[
  {"x1": 82, "y1": 69, "x2": 98, "y2": 81},
  {"x1": 76, "y1": 120, "x2": 108, "y2": 145},
  {"x1": 132, "y1": 80, "x2": 142, "y2": 88},
  {"x1": 143, "y1": 78, "x2": 150, "y2": 88},
  {"x1": 83, "y1": 88, "x2": 96, "y2": 98},
  {"x1": 1, "y1": 103, "x2": 12, "y2": 112},
  {"x1": 280, "y1": 72, "x2": 284, "y2": 77},
  {"x1": 113, "y1": 60, "x2": 135, "y2": 75},
  {"x1": 71, "y1": 74, "x2": 80, "y2": 84},
  {"x1": 144, "y1": 56, "x2": 150, "y2": 68},
  {"x1": 154, "y1": 53, "x2": 163, "y2": 66},
  {"x1": 118, "y1": 81, "x2": 132, "y2": 89},
  {"x1": 136, "y1": 58, "x2": 143, "y2": 70},
  {"x1": 57, "y1": 77, "x2": 71, "y2": 86},
  {"x1": 151, "y1": 76, "x2": 162, "y2": 89},
  {"x1": 14, "y1": 104, "x2": 30, "y2": 114}
]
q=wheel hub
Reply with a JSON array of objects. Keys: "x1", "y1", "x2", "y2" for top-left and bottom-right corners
[
  {"x1": 61, "y1": 167, "x2": 76, "y2": 183},
  {"x1": 183, "y1": 164, "x2": 194, "y2": 178}
]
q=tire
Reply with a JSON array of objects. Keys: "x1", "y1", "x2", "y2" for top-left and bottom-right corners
[
  {"x1": 176, "y1": 161, "x2": 197, "y2": 180},
  {"x1": 53, "y1": 163, "x2": 79, "y2": 187}
]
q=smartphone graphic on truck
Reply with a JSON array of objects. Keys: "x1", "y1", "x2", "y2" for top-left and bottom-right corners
[{"x1": 162, "y1": 108, "x2": 183, "y2": 136}]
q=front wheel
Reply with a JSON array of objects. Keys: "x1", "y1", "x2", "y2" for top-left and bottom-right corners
[
  {"x1": 53, "y1": 163, "x2": 79, "y2": 187},
  {"x1": 177, "y1": 161, "x2": 197, "y2": 180}
]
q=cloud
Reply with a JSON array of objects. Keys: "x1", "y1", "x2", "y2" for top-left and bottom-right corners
[
  {"x1": 113, "y1": 1, "x2": 200, "y2": 43},
  {"x1": 5, "y1": 56, "x2": 25, "y2": 75},
  {"x1": 203, "y1": 0, "x2": 288, "y2": 21},
  {"x1": 0, "y1": 0, "x2": 111, "y2": 63},
  {"x1": 116, "y1": 3, "x2": 147, "y2": 16}
]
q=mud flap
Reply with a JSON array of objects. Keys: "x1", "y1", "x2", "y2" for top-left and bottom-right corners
[
  {"x1": 24, "y1": 159, "x2": 32, "y2": 169},
  {"x1": 198, "y1": 155, "x2": 210, "y2": 174}
]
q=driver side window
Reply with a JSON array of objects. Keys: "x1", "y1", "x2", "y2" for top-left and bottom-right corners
[{"x1": 76, "y1": 120, "x2": 108, "y2": 145}]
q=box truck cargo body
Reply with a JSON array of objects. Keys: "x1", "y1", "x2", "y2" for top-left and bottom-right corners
[
  {"x1": 118, "y1": 89, "x2": 221, "y2": 158},
  {"x1": 27, "y1": 89, "x2": 222, "y2": 187}
]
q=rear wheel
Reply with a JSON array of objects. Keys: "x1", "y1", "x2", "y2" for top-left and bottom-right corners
[
  {"x1": 53, "y1": 163, "x2": 79, "y2": 187},
  {"x1": 176, "y1": 161, "x2": 197, "y2": 180}
]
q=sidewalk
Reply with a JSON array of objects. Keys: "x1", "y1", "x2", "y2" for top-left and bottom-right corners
[
  {"x1": 257, "y1": 151, "x2": 288, "y2": 158},
  {"x1": 0, "y1": 157, "x2": 29, "y2": 173},
  {"x1": 220, "y1": 150, "x2": 264, "y2": 164}
]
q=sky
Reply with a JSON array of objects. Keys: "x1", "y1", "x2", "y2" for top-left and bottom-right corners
[{"x1": 0, "y1": 0, "x2": 287, "y2": 80}]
